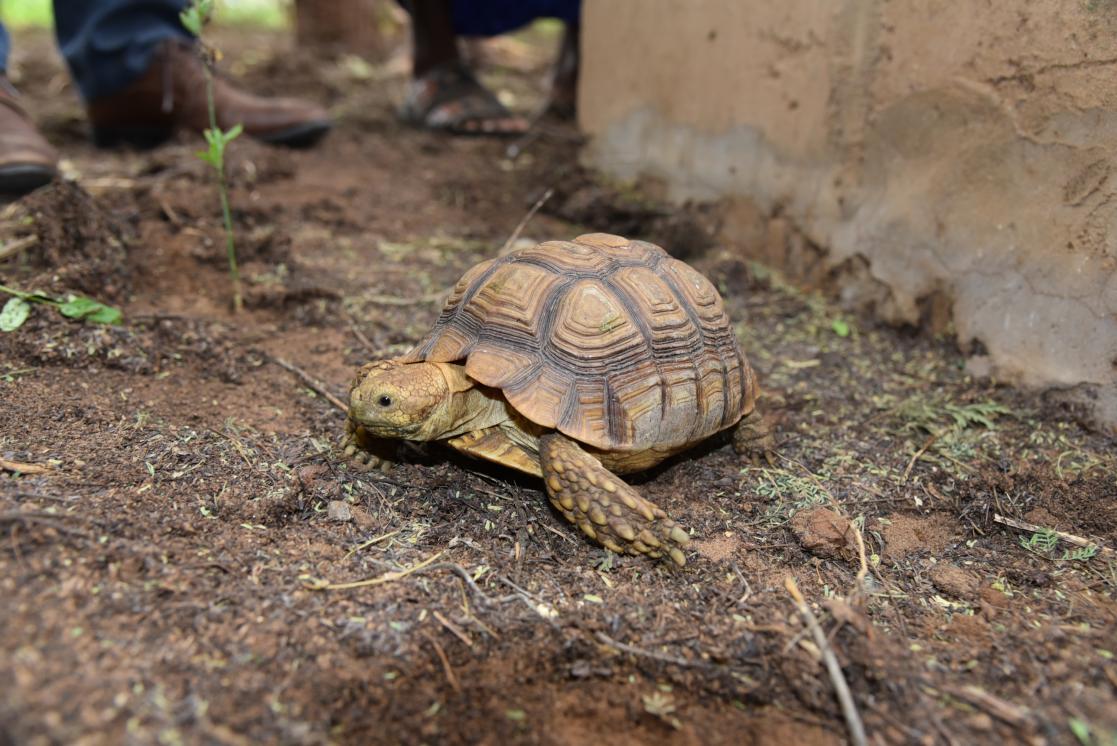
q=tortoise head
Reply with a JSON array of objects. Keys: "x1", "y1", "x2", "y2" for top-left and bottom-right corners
[{"x1": 348, "y1": 360, "x2": 459, "y2": 440}]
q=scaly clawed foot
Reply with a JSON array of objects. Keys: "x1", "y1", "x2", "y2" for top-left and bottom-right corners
[
  {"x1": 539, "y1": 433, "x2": 690, "y2": 566},
  {"x1": 342, "y1": 418, "x2": 396, "y2": 472}
]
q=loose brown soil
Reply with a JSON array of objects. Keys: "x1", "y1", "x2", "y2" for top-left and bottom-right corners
[{"x1": 2, "y1": 28, "x2": 1116, "y2": 746}]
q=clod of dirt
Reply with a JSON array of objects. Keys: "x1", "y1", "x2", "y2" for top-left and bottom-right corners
[
  {"x1": 789, "y1": 507, "x2": 859, "y2": 562},
  {"x1": 978, "y1": 585, "x2": 1012, "y2": 620},
  {"x1": 878, "y1": 513, "x2": 955, "y2": 560},
  {"x1": 19, "y1": 180, "x2": 132, "y2": 300},
  {"x1": 929, "y1": 562, "x2": 981, "y2": 600},
  {"x1": 328, "y1": 500, "x2": 352, "y2": 522}
]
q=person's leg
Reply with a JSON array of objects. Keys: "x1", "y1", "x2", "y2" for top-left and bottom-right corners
[
  {"x1": 54, "y1": 0, "x2": 332, "y2": 148},
  {"x1": 0, "y1": 20, "x2": 60, "y2": 193},
  {"x1": 408, "y1": 0, "x2": 460, "y2": 77},
  {"x1": 447, "y1": 0, "x2": 579, "y2": 37},
  {"x1": 0, "y1": 22, "x2": 11, "y2": 74},
  {"x1": 546, "y1": 20, "x2": 578, "y2": 120},
  {"x1": 399, "y1": 0, "x2": 528, "y2": 136},
  {"x1": 54, "y1": 0, "x2": 189, "y2": 103}
]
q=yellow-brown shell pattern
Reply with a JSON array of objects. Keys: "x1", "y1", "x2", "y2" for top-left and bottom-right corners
[{"x1": 400, "y1": 233, "x2": 758, "y2": 451}]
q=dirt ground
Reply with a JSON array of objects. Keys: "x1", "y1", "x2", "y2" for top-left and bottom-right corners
[{"x1": 2, "y1": 27, "x2": 1116, "y2": 746}]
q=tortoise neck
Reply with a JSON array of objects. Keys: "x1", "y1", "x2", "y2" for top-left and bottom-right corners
[{"x1": 430, "y1": 363, "x2": 514, "y2": 439}]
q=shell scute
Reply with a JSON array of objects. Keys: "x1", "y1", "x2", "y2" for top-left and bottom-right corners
[{"x1": 405, "y1": 236, "x2": 757, "y2": 451}]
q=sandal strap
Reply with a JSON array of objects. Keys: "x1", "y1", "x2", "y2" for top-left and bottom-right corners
[{"x1": 401, "y1": 62, "x2": 511, "y2": 127}]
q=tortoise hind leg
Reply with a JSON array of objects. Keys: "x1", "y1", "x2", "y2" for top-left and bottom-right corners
[
  {"x1": 732, "y1": 407, "x2": 778, "y2": 467},
  {"x1": 538, "y1": 433, "x2": 690, "y2": 566}
]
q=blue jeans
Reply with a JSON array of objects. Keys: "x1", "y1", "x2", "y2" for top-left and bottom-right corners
[
  {"x1": 398, "y1": 0, "x2": 581, "y2": 37},
  {"x1": 0, "y1": 0, "x2": 191, "y2": 101},
  {"x1": 448, "y1": 0, "x2": 580, "y2": 36}
]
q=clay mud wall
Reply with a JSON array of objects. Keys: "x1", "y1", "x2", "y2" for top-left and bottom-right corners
[{"x1": 579, "y1": 0, "x2": 1117, "y2": 432}]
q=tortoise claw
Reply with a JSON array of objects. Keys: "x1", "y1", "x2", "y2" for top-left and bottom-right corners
[{"x1": 342, "y1": 419, "x2": 395, "y2": 473}]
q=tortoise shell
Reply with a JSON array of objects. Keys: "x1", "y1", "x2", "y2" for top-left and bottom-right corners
[{"x1": 400, "y1": 233, "x2": 758, "y2": 452}]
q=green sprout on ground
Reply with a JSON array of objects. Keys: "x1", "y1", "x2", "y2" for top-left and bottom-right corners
[
  {"x1": 753, "y1": 467, "x2": 831, "y2": 524},
  {"x1": 896, "y1": 397, "x2": 1013, "y2": 474},
  {"x1": 0, "y1": 284, "x2": 121, "y2": 332},
  {"x1": 181, "y1": 0, "x2": 243, "y2": 313},
  {"x1": 1020, "y1": 528, "x2": 1099, "y2": 562}
]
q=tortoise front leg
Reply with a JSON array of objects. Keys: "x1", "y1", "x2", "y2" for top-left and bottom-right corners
[
  {"x1": 538, "y1": 433, "x2": 690, "y2": 566},
  {"x1": 342, "y1": 417, "x2": 396, "y2": 472}
]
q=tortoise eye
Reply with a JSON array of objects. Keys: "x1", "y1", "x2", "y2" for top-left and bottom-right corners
[{"x1": 377, "y1": 395, "x2": 392, "y2": 407}]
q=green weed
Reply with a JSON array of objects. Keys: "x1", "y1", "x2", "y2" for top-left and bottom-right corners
[
  {"x1": 181, "y1": 0, "x2": 244, "y2": 313},
  {"x1": 0, "y1": 284, "x2": 121, "y2": 331},
  {"x1": 1020, "y1": 528, "x2": 1099, "y2": 563},
  {"x1": 752, "y1": 467, "x2": 830, "y2": 524}
]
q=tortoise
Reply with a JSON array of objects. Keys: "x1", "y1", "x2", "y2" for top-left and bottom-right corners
[{"x1": 344, "y1": 233, "x2": 768, "y2": 565}]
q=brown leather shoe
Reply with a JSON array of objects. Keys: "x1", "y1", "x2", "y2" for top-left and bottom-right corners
[
  {"x1": 0, "y1": 76, "x2": 58, "y2": 194},
  {"x1": 86, "y1": 39, "x2": 332, "y2": 149}
]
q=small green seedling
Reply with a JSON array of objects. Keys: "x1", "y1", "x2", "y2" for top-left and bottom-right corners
[
  {"x1": 1020, "y1": 527, "x2": 1099, "y2": 562},
  {"x1": 0, "y1": 283, "x2": 122, "y2": 332},
  {"x1": 181, "y1": 0, "x2": 243, "y2": 313}
]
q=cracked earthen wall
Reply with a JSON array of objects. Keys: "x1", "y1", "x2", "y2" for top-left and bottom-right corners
[{"x1": 579, "y1": 0, "x2": 1117, "y2": 432}]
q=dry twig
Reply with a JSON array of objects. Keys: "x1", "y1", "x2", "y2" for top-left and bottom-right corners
[
  {"x1": 303, "y1": 550, "x2": 444, "y2": 590},
  {"x1": 268, "y1": 355, "x2": 348, "y2": 413},
  {"x1": 345, "y1": 314, "x2": 377, "y2": 353},
  {"x1": 0, "y1": 511, "x2": 89, "y2": 537},
  {"x1": 994, "y1": 513, "x2": 1112, "y2": 556},
  {"x1": 0, "y1": 234, "x2": 38, "y2": 262},
  {"x1": 0, "y1": 458, "x2": 50, "y2": 475},
  {"x1": 595, "y1": 631, "x2": 705, "y2": 670},
  {"x1": 343, "y1": 530, "x2": 400, "y2": 560},
  {"x1": 784, "y1": 576, "x2": 867, "y2": 746},
  {"x1": 902, "y1": 433, "x2": 940, "y2": 482},
  {"x1": 500, "y1": 187, "x2": 554, "y2": 255},
  {"x1": 363, "y1": 289, "x2": 446, "y2": 306},
  {"x1": 433, "y1": 610, "x2": 474, "y2": 648},
  {"x1": 940, "y1": 685, "x2": 1031, "y2": 727},
  {"x1": 422, "y1": 631, "x2": 461, "y2": 693}
]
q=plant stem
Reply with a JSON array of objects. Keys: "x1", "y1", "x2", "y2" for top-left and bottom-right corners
[
  {"x1": 201, "y1": 52, "x2": 242, "y2": 313},
  {"x1": 0, "y1": 284, "x2": 29, "y2": 300},
  {"x1": 0, "y1": 284, "x2": 58, "y2": 305}
]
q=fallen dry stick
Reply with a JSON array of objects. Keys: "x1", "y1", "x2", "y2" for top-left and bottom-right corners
[
  {"x1": 268, "y1": 355, "x2": 348, "y2": 413},
  {"x1": 362, "y1": 289, "x2": 446, "y2": 306},
  {"x1": 302, "y1": 550, "x2": 445, "y2": 590},
  {"x1": 499, "y1": 187, "x2": 554, "y2": 255},
  {"x1": 595, "y1": 631, "x2": 705, "y2": 670},
  {"x1": 0, "y1": 511, "x2": 89, "y2": 537},
  {"x1": 0, "y1": 234, "x2": 38, "y2": 262},
  {"x1": 433, "y1": 610, "x2": 474, "y2": 648},
  {"x1": 422, "y1": 631, "x2": 462, "y2": 693},
  {"x1": 994, "y1": 513, "x2": 1113, "y2": 556},
  {"x1": 785, "y1": 575, "x2": 868, "y2": 746},
  {"x1": 940, "y1": 685, "x2": 1031, "y2": 727},
  {"x1": 902, "y1": 432, "x2": 940, "y2": 482},
  {"x1": 0, "y1": 458, "x2": 50, "y2": 475}
]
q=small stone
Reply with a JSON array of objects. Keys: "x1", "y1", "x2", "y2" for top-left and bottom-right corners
[
  {"x1": 790, "y1": 507, "x2": 858, "y2": 562},
  {"x1": 965, "y1": 713, "x2": 994, "y2": 732},
  {"x1": 327, "y1": 500, "x2": 352, "y2": 522},
  {"x1": 929, "y1": 562, "x2": 981, "y2": 600},
  {"x1": 979, "y1": 586, "x2": 1011, "y2": 618}
]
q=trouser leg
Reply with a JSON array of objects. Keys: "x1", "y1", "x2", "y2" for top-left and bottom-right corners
[{"x1": 53, "y1": 0, "x2": 192, "y2": 102}]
